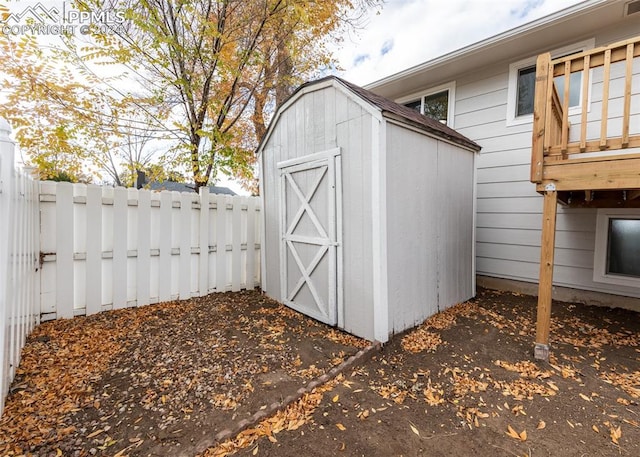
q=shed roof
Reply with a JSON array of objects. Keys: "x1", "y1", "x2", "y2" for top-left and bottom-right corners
[{"x1": 260, "y1": 76, "x2": 480, "y2": 153}]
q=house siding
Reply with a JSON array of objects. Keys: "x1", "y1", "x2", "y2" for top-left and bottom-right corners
[{"x1": 449, "y1": 21, "x2": 640, "y2": 299}]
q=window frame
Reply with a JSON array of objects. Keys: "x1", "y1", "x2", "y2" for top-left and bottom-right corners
[
  {"x1": 593, "y1": 208, "x2": 640, "y2": 287},
  {"x1": 396, "y1": 81, "x2": 456, "y2": 128},
  {"x1": 506, "y1": 38, "x2": 595, "y2": 127}
]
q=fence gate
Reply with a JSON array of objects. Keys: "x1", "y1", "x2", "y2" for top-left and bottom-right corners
[{"x1": 278, "y1": 149, "x2": 342, "y2": 326}]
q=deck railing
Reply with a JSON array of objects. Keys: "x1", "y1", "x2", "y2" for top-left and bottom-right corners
[{"x1": 531, "y1": 36, "x2": 640, "y2": 183}]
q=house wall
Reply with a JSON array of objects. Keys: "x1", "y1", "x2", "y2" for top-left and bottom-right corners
[
  {"x1": 450, "y1": 21, "x2": 640, "y2": 298},
  {"x1": 260, "y1": 84, "x2": 376, "y2": 340},
  {"x1": 385, "y1": 123, "x2": 475, "y2": 335}
]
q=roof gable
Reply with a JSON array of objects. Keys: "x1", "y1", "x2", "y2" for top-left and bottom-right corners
[{"x1": 257, "y1": 76, "x2": 480, "y2": 154}]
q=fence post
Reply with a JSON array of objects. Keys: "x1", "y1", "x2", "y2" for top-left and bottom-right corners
[{"x1": 0, "y1": 118, "x2": 15, "y2": 412}]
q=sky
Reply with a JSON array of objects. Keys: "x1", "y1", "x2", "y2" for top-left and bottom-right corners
[{"x1": 335, "y1": 0, "x2": 585, "y2": 87}]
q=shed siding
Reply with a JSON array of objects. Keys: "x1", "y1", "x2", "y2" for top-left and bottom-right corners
[
  {"x1": 436, "y1": 141, "x2": 475, "y2": 307},
  {"x1": 450, "y1": 21, "x2": 640, "y2": 298},
  {"x1": 261, "y1": 85, "x2": 375, "y2": 339},
  {"x1": 385, "y1": 124, "x2": 474, "y2": 335},
  {"x1": 385, "y1": 125, "x2": 439, "y2": 332}
]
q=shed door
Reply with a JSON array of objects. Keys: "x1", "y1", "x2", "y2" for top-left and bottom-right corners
[{"x1": 278, "y1": 149, "x2": 342, "y2": 326}]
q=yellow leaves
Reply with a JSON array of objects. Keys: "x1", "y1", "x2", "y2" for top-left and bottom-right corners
[
  {"x1": 610, "y1": 425, "x2": 622, "y2": 445},
  {"x1": 537, "y1": 420, "x2": 546, "y2": 430},
  {"x1": 506, "y1": 425, "x2": 527, "y2": 442},
  {"x1": 401, "y1": 328, "x2": 443, "y2": 354},
  {"x1": 592, "y1": 424, "x2": 600, "y2": 433},
  {"x1": 332, "y1": 394, "x2": 339, "y2": 403},
  {"x1": 494, "y1": 360, "x2": 552, "y2": 379},
  {"x1": 423, "y1": 385, "x2": 445, "y2": 406},
  {"x1": 579, "y1": 393, "x2": 592, "y2": 402},
  {"x1": 335, "y1": 423, "x2": 346, "y2": 431}
]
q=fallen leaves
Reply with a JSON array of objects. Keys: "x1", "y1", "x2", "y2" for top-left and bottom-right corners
[
  {"x1": 506, "y1": 425, "x2": 527, "y2": 442},
  {"x1": 599, "y1": 371, "x2": 640, "y2": 399},
  {"x1": 610, "y1": 425, "x2": 622, "y2": 445},
  {"x1": 401, "y1": 328, "x2": 443, "y2": 354},
  {"x1": 204, "y1": 380, "x2": 338, "y2": 456}
]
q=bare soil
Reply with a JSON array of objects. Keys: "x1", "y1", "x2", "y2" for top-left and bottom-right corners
[{"x1": 1, "y1": 288, "x2": 638, "y2": 457}]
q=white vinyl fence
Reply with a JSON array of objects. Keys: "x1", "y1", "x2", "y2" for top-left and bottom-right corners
[
  {"x1": 0, "y1": 119, "x2": 40, "y2": 413},
  {"x1": 0, "y1": 118, "x2": 261, "y2": 414},
  {"x1": 39, "y1": 182, "x2": 261, "y2": 319}
]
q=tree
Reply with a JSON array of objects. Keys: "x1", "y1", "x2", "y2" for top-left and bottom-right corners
[{"x1": 0, "y1": 0, "x2": 381, "y2": 190}]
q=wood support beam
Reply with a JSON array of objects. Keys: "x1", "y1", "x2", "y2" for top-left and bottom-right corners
[{"x1": 535, "y1": 189, "x2": 558, "y2": 361}]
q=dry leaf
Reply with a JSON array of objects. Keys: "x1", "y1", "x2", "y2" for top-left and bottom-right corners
[
  {"x1": 579, "y1": 393, "x2": 592, "y2": 402},
  {"x1": 537, "y1": 420, "x2": 546, "y2": 430},
  {"x1": 252, "y1": 445, "x2": 259, "y2": 455},
  {"x1": 610, "y1": 426, "x2": 622, "y2": 444},
  {"x1": 519, "y1": 430, "x2": 527, "y2": 441},
  {"x1": 592, "y1": 425, "x2": 599, "y2": 433},
  {"x1": 410, "y1": 423, "x2": 420, "y2": 436},
  {"x1": 332, "y1": 395, "x2": 339, "y2": 403},
  {"x1": 506, "y1": 425, "x2": 520, "y2": 440},
  {"x1": 336, "y1": 423, "x2": 346, "y2": 431}
]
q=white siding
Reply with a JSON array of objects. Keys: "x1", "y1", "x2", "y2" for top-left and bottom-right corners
[
  {"x1": 385, "y1": 124, "x2": 474, "y2": 335},
  {"x1": 452, "y1": 21, "x2": 640, "y2": 298}
]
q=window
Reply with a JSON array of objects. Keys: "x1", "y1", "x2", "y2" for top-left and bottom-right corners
[
  {"x1": 593, "y1": 209, "x2": 640, "y2": 286},
  {"x1": 506, "y1": 39, "x2": 594, "y2": 125},
  {"x1": 397, "y1": 81, "x2": 456, "y2": 127}
]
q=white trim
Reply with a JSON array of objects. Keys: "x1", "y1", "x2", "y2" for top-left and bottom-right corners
[
  {"x1": 506, "y1": 38, "x2": 595, "y2": 127},
  {"x1": 371, "y1": 116, "x2": 389, "y2": 343},
  {"x1": 471, "y1": 149, "x2": 478, "y2": 295},
  {"x1": 395, "y1": 81, "x2": 456, "y2": 128},
  {"x1": 276, "y1": 148, "x2": 340, "y2": 169},
  {"x1": 593, "y1": 208, "x2": 640, "y2": 287}
]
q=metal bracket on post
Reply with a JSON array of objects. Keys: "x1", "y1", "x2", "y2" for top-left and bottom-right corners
[
  {"x1": 544, "y1": 183, "x2": 556, "y2": 192},
  {"x1": 534, "y1": 343, "x2": 550, "y2": 361}
]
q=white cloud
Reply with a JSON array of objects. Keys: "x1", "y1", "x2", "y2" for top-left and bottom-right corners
[{"x1": 336, "y1": 0, "x2": 585, "y2": 86}]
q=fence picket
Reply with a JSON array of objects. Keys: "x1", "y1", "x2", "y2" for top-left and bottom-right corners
[
  {"x1": 216, "y1": 195, "x2": 228, "y2": 292},
  {"x1": 86, "y1": 185, "x2": 102, "y2": 315},
  {"x1": 232, "y1": 198, "x2": 242, "y2": 292},
  {"x1": 158, "y1": 191, "x2": 172, "y2": 302},
  {"x1": 112, "y1": 187, "x2": 128, "y2": 309},
  {"x1": 246, "y1": 197, "x2": 256, "y2": 289},
  {"x1": 56, "y1": 183, "x2": 74, "y2": 319},
  {"x1": 198, "y1": 188, "x2": 210, "y2": 296},
  {"x1": 179, "y1": 192, "x2": 191, "y2": 299},
  {"x1": 137, "y1": 190, "x2": 151, "y2": 307}
]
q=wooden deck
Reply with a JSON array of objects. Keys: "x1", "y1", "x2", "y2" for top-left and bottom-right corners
[{"x1": 530, "y1": 36, "x2": 640, "y2": 360}]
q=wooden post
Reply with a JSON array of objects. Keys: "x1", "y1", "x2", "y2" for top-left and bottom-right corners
[
  {"x1": 535, "y1": 187, "x2": 558, "y2": 361},
  {"x1": 531, "y1": 53, "x2": 551, "y2": 183}
]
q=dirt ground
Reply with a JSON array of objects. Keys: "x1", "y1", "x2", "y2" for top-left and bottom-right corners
[{"x1": 0, "y1": 289, "x2": 639, "y2": 457}]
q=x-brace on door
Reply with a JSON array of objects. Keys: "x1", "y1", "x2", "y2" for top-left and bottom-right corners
[{"x1": 278, "y1": 149, "x2": 342, "y2": 325}]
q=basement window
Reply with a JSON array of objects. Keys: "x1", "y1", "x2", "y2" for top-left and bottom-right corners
[
  {"x1": 593, "y1": 209, "x2": 640, "y2": 286},
  {"x1": 506, "y1": 38, "x2": 594, "y2": 126}
]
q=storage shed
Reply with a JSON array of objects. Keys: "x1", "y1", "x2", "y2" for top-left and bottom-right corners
[{"x1": 258, "y1": 76, "x2": 481, "y2": 343}]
